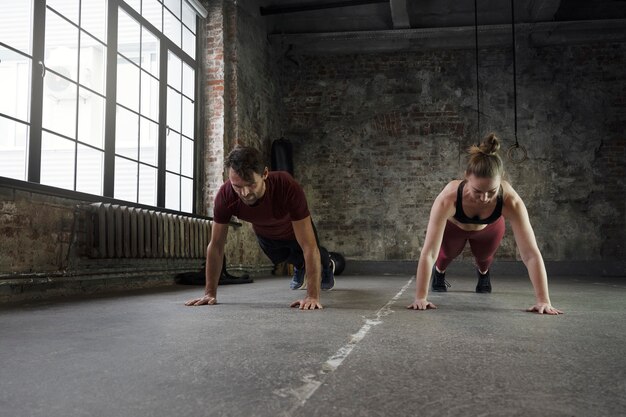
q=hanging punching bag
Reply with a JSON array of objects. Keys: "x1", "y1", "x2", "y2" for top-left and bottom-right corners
[{"x1": 271, "y1": 138, "x2": 294, "y2": 176}]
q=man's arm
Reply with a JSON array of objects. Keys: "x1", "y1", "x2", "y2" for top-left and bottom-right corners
[
  {"x1": 185, "y1": 222, "x2": 229, "y2": 306},
  {"x1": 290, "y1": 216, "x2": 323, "y2": 310}
]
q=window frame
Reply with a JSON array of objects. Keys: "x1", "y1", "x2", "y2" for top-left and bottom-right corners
[{"x1": 0, "y1": 0, "x2": 203, "y2": 215}]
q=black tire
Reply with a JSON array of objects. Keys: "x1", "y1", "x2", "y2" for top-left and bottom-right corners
[{"x1": 329, "y1": 252, "x2": 346, "y2": 276}]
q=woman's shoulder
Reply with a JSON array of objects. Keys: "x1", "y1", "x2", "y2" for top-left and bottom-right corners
[
  {"x1": 501, "y1": 180, "x2": 519, "y2": 200},
  {"x1": 439, "y1": 179, "x2": 462, "y2": 200},
  {"x1": 501, "y1": 180, "x2": 525, "y2": 212},
  {"x1": 432, "y1": 180, "x2": 461, "y2": 214}
]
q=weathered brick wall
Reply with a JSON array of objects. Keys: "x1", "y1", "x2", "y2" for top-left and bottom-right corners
[
  {"x1": 202, "y1": 0, "x2": 283, "y2": 271},
  {"x1": 203, "y1": 0, "x2": 227, "y2": 217},
  {"x1": 0, "y1": 188, "x2": 75, "y2": 273},
  {"x1": 281, "y1": 42, "x2": 626, "y2": 262}
]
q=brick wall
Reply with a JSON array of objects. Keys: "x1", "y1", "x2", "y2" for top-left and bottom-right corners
[
  {"x1": 280, "y1": 42, "x2": 626, "y2": 262},
  {"x1": 203, "y1": 0, "x2": 227, "y2": 217},
  {"x1": 202, "y1": 0, "x2": 283, "y2": 271},
  {"x1": 0, "y1": 188, "x2": 74, "y2": 273}
]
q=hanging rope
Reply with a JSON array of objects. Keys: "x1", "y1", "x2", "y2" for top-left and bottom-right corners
[
  {"x1": 474, "y1": 0, "x2": 480, "y2": 140},
  {"x1": 506, "y1": 0, "x2": 528, "y2": 163}
]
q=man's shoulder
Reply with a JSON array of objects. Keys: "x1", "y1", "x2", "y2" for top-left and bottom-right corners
[
  {"x1": 268, "y1": 170, "x2": 296, "y2": 182},
  {"x1": 268, "y1": 171, "x2": 302, "y2": 189},
  {"x1": 215, "y1": 180, "x2": 237, "y2": 205}
]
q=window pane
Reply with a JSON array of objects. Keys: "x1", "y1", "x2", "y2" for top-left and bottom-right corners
[
  {"x1": 167, "y1": 52, "x2": 181, "y2": 90},
  {"x1": 182, "y1": 62, "x2": 194, "y2": 99},
  {"x1": 81, "y1": 0, "x2": 108, "y2": 42},
  {"x1": 165, "y1": 172, "x2": 180, "y2": 210},
  {"x1": 41, "y1": 132, "x2": 76, "y2": 190},
  {"x1": 115, "y1": 106, "x2": 138, "y2": 160},
  {"x1": 78, "y1": 88, "x2": 105, "y2": 149},
  {"x1": 164, "y1": 8, "x2": 181, "y2": 47},
  {"x1": 164, "y1": 0, "x2": 181, "y2": 19},
  {"x1": 139, "y1": 117, "x2": 158, "y2": 166},
  {"x1": 181, "y1": 137, "x2": 193, "y2": 177},
  {"x1": 181, "y1": 176, "x2": 193, "y2": 213},
  {"x1": 0, "y1": 2, "x2": 33, "y2": 54},
  {"x1": 140, "y1": 71, "x2": 159, "y2": 121},
  {"x1": 117, "y1": 55, "x2": 140, "y2": 112},
  {"x1": 182, "y1": 27, "x2": 195, "y2": 59},
  {"x1": 141, "y1": 27, "x2": 160, "y2": 78},
  {"x1": 45, "y1": 13, "x2": 79, "y2": 83},
  {"x1": 0, "y1": 46, "x2": 31, "y2": 122},
  {"x1": 42, "y1": 77, "x2": 77, "y2": 139},
  {"x1": 3, "y1": 0, "x2": 199, "y2": 213},
  {"x1": 80, "y1": 32, "x2": 107, "y2": 95},
  {"x1": 166, "y1": 131, "x2": 180, "y2": 173},
  {"x1": 76, "y1": 144, "x2": 103, "y2": 195},
  {"x1": 114, "y1": 156, "x2": 138, "y2": 202},
  {"x1": 47, "y1": 0, "x2": 79, "y2": 25},
  {"x1": 167, "y1": 87, "x2": 181, "y2": 132},
  {"x1": 0, "y1": 117, "x2": 29, "y2": 181},
  {"x1": 182, "y1": 2, "x2": 196, "y2": 34},
  {"x1": 138, "y1": 164, "x2": 157, "y2": 206},
  {"x1": 143, "y1": 0, "x2": 163, "y2": 32},
  {"x1": 118, "y1": 9, "x2": 141, "y2": 65},
  {"x1": 181, "y1": 96, "x2": 194, "y2": 138}
]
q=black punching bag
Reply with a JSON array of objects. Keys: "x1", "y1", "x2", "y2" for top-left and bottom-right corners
[{"x1": 271, "y1": 138, "x2": 294, "y2": 176}]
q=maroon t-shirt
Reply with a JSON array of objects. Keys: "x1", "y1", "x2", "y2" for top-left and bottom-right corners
[{"x1": 213, "y1": 171, "x2": 310, "y2": 240}]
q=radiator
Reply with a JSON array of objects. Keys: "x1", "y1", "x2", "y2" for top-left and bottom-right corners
[{"x1": 85, "y1": 203, "x2": 211, "y2": 259}]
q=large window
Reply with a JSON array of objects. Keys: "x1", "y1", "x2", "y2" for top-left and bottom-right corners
[{"x1": 0, "y1": 0, "x2": 204, "y2": 213}]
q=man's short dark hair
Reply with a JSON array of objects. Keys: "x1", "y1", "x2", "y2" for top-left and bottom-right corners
[{"x1": 225, "y1": 146, "x2": 266, "y2": 182}]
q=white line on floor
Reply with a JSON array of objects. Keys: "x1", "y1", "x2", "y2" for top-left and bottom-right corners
[{"x1": 274, "y1": 276, "x2": 414, "y2": 416}]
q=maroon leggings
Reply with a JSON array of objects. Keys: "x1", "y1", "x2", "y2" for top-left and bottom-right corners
[{"x1": 435, "y1": 217, "x2": 505, "y2": 273}]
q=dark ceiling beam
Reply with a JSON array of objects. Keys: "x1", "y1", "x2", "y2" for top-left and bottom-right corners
[
  {"x1": 390, "y1": 0, "x2": 410, "y2": 28},
  {"x1": 268, "y1": 19, "x2": 626, "y2": 54},
  {"x1": 260, "y1": 0, "x2": 387, "y2": 16}
]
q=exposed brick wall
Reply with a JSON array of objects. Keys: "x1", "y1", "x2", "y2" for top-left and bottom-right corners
[
  {"x1": 201, "y1": 0, "x2": 283, "y2": 270},
  {"x1": 203, "y1": 0, "x2": 227, "y2": 217},
  {"x1": 280, "y1": 42, "x2": 626, "y2": 262},
  {"x1": 0, "y1": 189, "x2": 74, "y2": 273}
]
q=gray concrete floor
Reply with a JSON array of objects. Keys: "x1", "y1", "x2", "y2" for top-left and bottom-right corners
[{"x1": 1, "y1": 273, "x2": 625, "y2": 417}]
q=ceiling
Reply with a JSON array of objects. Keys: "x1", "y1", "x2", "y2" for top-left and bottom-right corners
[
  {"x1": 254, "y1": 0, "x2": 626, "y2": 54},
  {"x1": 258, "y1": 0, "x2": 626, "y2": 34}
]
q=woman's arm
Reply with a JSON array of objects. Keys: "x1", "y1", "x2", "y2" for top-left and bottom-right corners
[
  {"x1": 408, "y1": 183, "x2": 456, "y2": 310},
  {"x1": 503, "y1": 182, "x2": 563, "y2": 315}
]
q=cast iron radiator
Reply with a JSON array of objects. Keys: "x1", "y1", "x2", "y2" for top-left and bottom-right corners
[{"x1": 85, "y1": 203, "x2": 211, "y2": 259}]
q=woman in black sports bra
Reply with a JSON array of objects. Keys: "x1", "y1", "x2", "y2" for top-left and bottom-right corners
[{"x1": 408, "y1": 133, "x2": 562, "y2": 315}]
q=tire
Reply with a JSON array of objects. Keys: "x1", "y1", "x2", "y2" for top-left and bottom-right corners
[{"x1": 329, "y1": 252, "x2": 346, "y2": 276}]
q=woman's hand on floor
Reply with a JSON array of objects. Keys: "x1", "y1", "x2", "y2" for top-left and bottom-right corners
[
  {"x1": 185, "y1": 294, "x2": 217, "y2": 306},
  {"x1": 527, "y1": 303, "x2": 563, "y2": 315},
  {"x1": 407, "y1": 298, "x2": 437, "y2": 310}
]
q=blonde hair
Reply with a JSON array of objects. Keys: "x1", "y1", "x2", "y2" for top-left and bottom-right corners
[{"x1": 466, "y1": 133, "x2": 504, "y2": 178}]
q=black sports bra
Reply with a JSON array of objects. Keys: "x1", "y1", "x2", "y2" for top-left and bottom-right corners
[{"x1": 453, "y1": 180, "x2": 503, "y2": 225}]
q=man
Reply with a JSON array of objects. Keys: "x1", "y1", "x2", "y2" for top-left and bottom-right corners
[{"x1": 185, "y1": 146, "x2": 334, "y2": 310}]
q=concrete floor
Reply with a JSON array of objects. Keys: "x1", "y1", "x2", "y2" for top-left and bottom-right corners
[{"x1": 1, "y1": 272, "x2": 625, "y2": 417}]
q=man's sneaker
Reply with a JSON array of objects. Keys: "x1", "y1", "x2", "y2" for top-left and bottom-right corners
[
  {"x1": 290, "y1": 266, "x2": 306, "y2": 290},
  {"x1": 431, "y1": 265, "x2": 450, "y2": 292},
  {"x1": 476, "y1": 269, "x2": 492, "y2": 293},
  {"x1": 321, "y1": 261, "x2": 335, "y2": 291}
]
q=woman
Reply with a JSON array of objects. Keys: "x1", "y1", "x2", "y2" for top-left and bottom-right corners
[{"x1": 408, "y1": 133, "x2": 562, "y2": 315}]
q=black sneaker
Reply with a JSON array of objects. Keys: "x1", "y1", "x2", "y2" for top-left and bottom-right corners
[
  {"x1": 476, "y1": 269, "x2": 492, "y2": 293},
  {"x1": 431, "y1": 265, "x2": 450, "y2": 292}
]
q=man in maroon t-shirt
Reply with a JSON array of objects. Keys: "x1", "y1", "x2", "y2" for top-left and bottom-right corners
[{"x1": 185, "y1": 146, "x2": 334, "y2": 310}]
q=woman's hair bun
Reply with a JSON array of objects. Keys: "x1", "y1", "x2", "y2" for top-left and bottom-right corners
[{"x1": 479, "y1": 133, "x2": 500, "y2": 155}]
